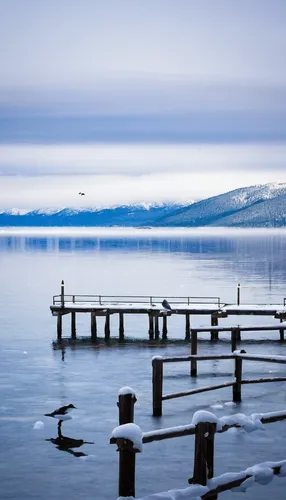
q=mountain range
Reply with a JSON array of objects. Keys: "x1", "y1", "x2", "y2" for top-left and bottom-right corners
[{"x1": 0, "y1": 182, "x2": 285, "y2": 227}]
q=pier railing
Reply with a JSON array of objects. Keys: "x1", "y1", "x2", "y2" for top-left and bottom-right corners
[
  {"x1": 152, "y1": 352, "x2": 286, "y2": 416},
  {"x1": 52, "y1": 293, "x2": 221, "y2": 306},
  {"x1": 111, "y1": 389, "x2": 286, "y2": 498}
]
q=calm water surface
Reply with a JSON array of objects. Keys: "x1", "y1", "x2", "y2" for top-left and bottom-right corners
[{"x1": 1, "y1": 228, "x2": 286, "y2": 500}]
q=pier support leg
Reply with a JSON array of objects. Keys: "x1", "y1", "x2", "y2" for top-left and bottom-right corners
[
  {"x1": 154, "y1": 315, "x2": 160, "y2": 339},
  {"x1": 162, "y1": 315, "x2": 168, "y2": 339},
  {"x1": 185, "y1": 314, "x2": 190, "y2": 340},
  {"x1": 71, "y1": 312, "x2": 76, "y2": 340},
  {"x1": 191, "y1": 330, "x2": 198, "y2": 377},
  {"x1": 148, "y1": 314, "x2": 154, "y2": 340},
  {"x1": 91, "y1": 312, "x2": 97, "y2": 342},
  {"x1": 210, "y1": 315, "x2": 219, "y2": 341},
  {"x1": 105, "y1": 313, "x2": 110, "y2": 340},
  {"x1": 152, "y1": 358, "x2": 163, "y2": 416},
  {"x1": 57, "y1": 314, "x2": 62, "y2": 341},
  {"x1": 280, "y1": 318, "x2": 284, "y2": 341},
  {"x1": 119, "y1": 313, "x2": 124, "y2": 340}
]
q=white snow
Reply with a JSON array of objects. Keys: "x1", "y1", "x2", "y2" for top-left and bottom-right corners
[
  {"x1": 191, "y1": 411, "x2": 221, "y2": 428},
  {"x1": 33, "y1": 421, "x2": 44, "y2": 429},
  {"x1": 224, "y1": 402, "x2": 237, "y2": 407},
  {"x1": 111, "y1": 423, "x2": 143, "y2": 452},
  {"x1": 118, "y1": 386, "x2": 137, "y2": 398}
]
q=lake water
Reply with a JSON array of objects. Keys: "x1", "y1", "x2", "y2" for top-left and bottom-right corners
[{"x1": 1, "y1": 227, "x2": 286, "y2": 500}]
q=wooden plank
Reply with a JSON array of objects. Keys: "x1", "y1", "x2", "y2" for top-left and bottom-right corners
[
  {"x1": 241, "y1": 376, "x2": 286, "y2": 384},
  {"x1": 160, "y1": 354, "x2": 235, "y2": 363},
  {"x1": 162, "y1": 381, "x2": 235, "y2": 401},
  {"x1": 238, "y1": 354, "x2": 286, "y2": 364}
]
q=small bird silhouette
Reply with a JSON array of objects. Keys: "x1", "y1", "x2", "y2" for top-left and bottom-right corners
[
  {"x1": 78, "y1": 192, "x2": 85, "y2": 196},
  {"x1": 162, "y1": 299, "x2": 172, "y2": 311},
  {"x1": 45, "y1": 404, "x2": 76, "y2": 421}
]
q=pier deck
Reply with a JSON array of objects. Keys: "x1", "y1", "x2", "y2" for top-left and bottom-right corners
[{"x1": 50, "y1": 282, "x2": 286, "y2": 343}]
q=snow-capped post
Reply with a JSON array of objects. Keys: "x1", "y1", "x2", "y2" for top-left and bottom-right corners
[
  {"x1": 118, "y1": 387, "x2": 137, "y2": 425},
  {"x1": 61, "y1": 280, "x2": 65, "y2": 308},
  {"x1": 191, "y1": 330, "x2": 198, "y2": 376},
  {"x1": 152, "y1": 357, "x2": 163, "y2": 416},
  {"x1": 237, "y1": 283, "x2": 240, "y2": 305},
  {"x1": 191, "y1": 420, "x2": 217, "y2": 498},
  {"x1": 110, "y1": 422, "x2": 142, "y2": 498},
  {"x1": 233, "y1": 355, "x2": 242, "y2": 402}
]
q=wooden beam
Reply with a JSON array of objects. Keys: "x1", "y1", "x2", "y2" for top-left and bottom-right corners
[{"x1": 163, "y1": 381, "x2": 235, "y2": 401}]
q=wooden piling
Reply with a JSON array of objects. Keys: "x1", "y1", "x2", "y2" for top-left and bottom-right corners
[
  {"x1": 148, "y1": 313, "x2": 154, "y2": 340},
  {"x1": 105, "y1": 313, "x2": 110, "y2": 340},
  {"x1": 280, "y1": 318, "x2": 284, "y2": 341},
  {"x1": 119, "y1": 313, "x2": 124, "y2": 340},
  {"x1": 118, "y1": 439, "x2": 137, "y2": 498},
  {"x1": 57, "y1": 313, "x2": 62, "y2": 341},
  {"x1": 233, "y1": 356, "x2": 242, "y2": 402},
  {"x1": 162, "y1": 315, "x2": 168, "y2": 339},
  {"x1": 152, "y1": 358, "x2": 163, "y2": 416},
  {"x1": 211, "y1": 315, "x2": 219, "y2": 341},
  {"x1": 185, "y1": 314, "x2": 190, "y2": 340},
  {"x1": 237, "y1": 283, "x2": 240, "y2": 306},
  {"x1": 154, "y1": 315, "x2": 160, "y2": 339},
  {"x1": 91, "y1": 312, "x2": 97, "y2": 341},
  {"x1": 71, "y1": 312, "x2": 76, "y2": 340},
  {"x1": 191, "y1": 330, "x2": 198, "y2": 377},
  {"x1": 231, "y1": 329, "x2": 237, "y2": 352},
  {"x1": 118, "y1": 391, "x2": 136, "y2": 425},
  {"x1": 191, "y1": 421, "x2": 217, "y2": 496}
]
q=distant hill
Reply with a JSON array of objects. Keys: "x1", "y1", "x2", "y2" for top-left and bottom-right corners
[
  {"x1": 0, "y1": 203, "x2": 189, "y2": 227},
  {"x1": 155, "y1": 182, "x2": 286, "y2": 227}
]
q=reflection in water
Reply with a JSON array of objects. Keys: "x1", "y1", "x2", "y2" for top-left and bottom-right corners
[{"x1": 46, "y1": 422, "x2": 94, "y2": 458}]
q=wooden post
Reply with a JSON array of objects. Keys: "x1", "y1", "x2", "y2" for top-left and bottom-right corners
[
  {"x1": 280, "y1": 318, "x2": 284, "y2": 341},
  {"x1": 154, "y1": 315, "x2": 160, "y2": 339},
  {"x1": 210, "y1": 315, "x2": 219, "y2": 341},
  {"x1": 118, "y1": 391, "x2": 136, "y2": 425},
  {"x1": 61, "y1": 279, "x2": 65, "y2": 308},
  {"x1": 119, "y1": 313, "x2": 124, "y2": 340},
  {"x1": 118, "y1": 439, "x2": 137, "y2": 498},
  {"x1": 191, "y1": 330, "x2": 198, "y2": 377},
  {"x1": 152, "y1": 358, "x2": 163, "y2": 416},
  {"x1": 162, "y1": 315, "x2": 168, "y2": 339},
  {"x1": 71, "y1": 312, "x2": 76, "y2": 340},
  {"x1": 105, "y1": 313, "x2": 110, "y2": 340},
  {"x1": 185, "y1": 314, "x2": 190, "y2": 340},
  {"x1": 191, "y1": 421, "x2": 217, "y2": 496},
  {"x1": 57, "y1": 313, "x2": 62, "y2": 341},
  {"x1": 237, "y1": 283, "x2": 240, "y2": 305},
  {"x1": 231, "y1": 329, "x2": 237, "y2": 352},
  {"x1": 91, "y1": 312, "x2": 97, "y2": 341},
  {"x1": 233, "y1": 356, "x2": 242, "y2": 402},
  {"x1": 148, "y1": 313, "x2": 154, "y2": 340}
]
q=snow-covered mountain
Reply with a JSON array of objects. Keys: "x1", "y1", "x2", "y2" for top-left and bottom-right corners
[
  {"x1": 156, "y1": 182, "x2": 286, "y2": 227},
  {"x1": 0, "y1": 202, "x2": 190, "y2": 227}
]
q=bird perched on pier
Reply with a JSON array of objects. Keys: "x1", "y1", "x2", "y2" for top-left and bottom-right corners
[
  {"x1": 162, "y1": 299, "x2": 172, "y2": 311},
  {"x1": 45, "y1": 404, "x2": 76, "y2": 421},
  {"x1": 78, "y1": 192, "x2": 85, "y2": 196}
]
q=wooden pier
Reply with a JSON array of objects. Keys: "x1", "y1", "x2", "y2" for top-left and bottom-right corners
[{"x1": 50, "y1": 281, "x2": 286, "y2": 342}]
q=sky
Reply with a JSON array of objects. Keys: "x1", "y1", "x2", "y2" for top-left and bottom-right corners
[{"x1": 1, "y1": 0, "x2": 286, "y2": 208}]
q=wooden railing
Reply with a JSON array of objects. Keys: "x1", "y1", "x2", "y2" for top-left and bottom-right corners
[
  {"x1": 111, "y1": 389, "x2": 286, "y2": 498},
  {"x1": 152, "y1": 352, "x2": 286, "y2": 416}
]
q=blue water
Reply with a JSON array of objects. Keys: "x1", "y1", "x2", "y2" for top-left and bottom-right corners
[{"x1": 1, "y1": 228, "x2": 286, "y2": 500}]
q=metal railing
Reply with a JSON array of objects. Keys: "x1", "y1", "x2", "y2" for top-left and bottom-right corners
[{"x1": 52, "y1": 294, "x2": 221, "y2": 306}]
